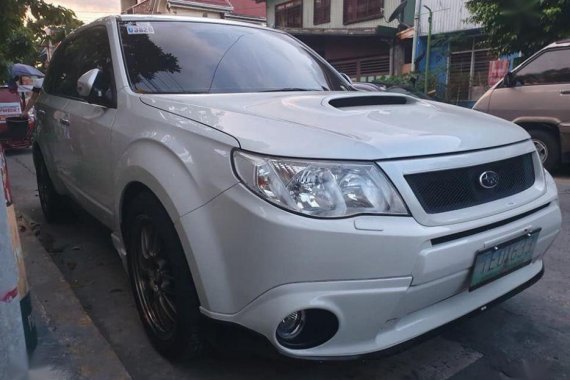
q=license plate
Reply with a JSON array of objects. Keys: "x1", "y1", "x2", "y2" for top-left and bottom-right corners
[{"x1": 470, "y1": 230, "x2": 540, "y2": 290}]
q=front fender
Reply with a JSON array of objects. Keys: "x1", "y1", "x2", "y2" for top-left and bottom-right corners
[
  {"x1": 114, "y1": 136, "x2": 239, "y2": 230},
  {"x1": 111, "y1": 96, "x2": 241, "y2": 305},
  {"x1": 113, "y1": 135, "x2": 240, "y2": 307}
]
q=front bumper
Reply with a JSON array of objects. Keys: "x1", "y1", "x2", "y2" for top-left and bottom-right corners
[
  {"x1": 178, "y1": 171, "x2": 561, "y2": 358},
  {"x1": 204, "y1": 262, "x2": 545, "y2": 360}
]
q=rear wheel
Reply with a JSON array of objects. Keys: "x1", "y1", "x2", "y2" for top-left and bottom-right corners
[
  {"x1": 34, "y1": 150, "x2": 71, "y2": 223},
  {"x1": 126, "y1": 191, "x2": 206, "y2": 360},
  {"x1": 528, "y1": 129, "x2": 560, "y2": 172}
]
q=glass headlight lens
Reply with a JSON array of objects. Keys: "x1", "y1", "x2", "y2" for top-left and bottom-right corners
[{"x1": 233, "y1": 151, "x2": 408, "y2": 218}]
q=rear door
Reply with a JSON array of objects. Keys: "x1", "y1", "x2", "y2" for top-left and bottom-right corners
[
  {"x1": 35, "y1": 40, "x2": 75, "y2": 181},
  {"x1": 488, "y1": 48, "x2": 570, "y2": 124}
]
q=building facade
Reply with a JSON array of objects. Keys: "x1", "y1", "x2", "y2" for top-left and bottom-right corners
[
  {"x1": 259, "y1": 0, "x2": 415, "y2": 81},
  {"x1": 413, "y1": 0, "x2": 519, "y2": 105},
  {"x1": 226, "y1": 0, "x2": 266, "y2": 23},
  {"x1": 121, "y1": 0, "x2": 266, "y2": 24}
]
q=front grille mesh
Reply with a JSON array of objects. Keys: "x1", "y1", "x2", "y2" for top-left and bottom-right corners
[{"x1": 405, "y1": 153, "x2": 536, "y2": 214}]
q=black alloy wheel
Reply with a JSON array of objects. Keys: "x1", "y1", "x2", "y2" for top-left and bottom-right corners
[
  {"x1": 33, "y1": 149, "x2": 71, "y2": 223},
  {"x1": 126, "y1": 191, "x2": 206, "y2": 359},
  {"x1": 528, "y1": 129, "x2": 560, "y2": 172},
  {"x1": 131, "y1": 217, "x2": 178, "y2": 340}
]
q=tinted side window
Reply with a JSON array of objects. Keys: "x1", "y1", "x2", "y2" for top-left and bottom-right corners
[
  {"x1": 45, "y1": 26, "x2": 116, "y2": 106},
  {"x1": 43, "y1": 40, "x2": 73, "y2": 96},
  {"x1": 516, "y1": 48, "x2": 570, "y2": 86},
  {"x1": 72, "y1": 27, "x2": 116, "y2": 106}
]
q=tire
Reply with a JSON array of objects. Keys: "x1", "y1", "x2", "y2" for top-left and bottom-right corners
[
  {"x1": 528, "y1": 129, "x2": 560, "y2": 172},
  {"x1": 33, "y1": 150, "x2": 71, "y2": 223},
  {"x1": 125, "y1": 191, "x2": 206, "y2": 360}
]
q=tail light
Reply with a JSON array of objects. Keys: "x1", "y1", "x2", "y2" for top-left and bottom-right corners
[{"x1": 0, "y1": 146, "x2": 12, "y2": 206}]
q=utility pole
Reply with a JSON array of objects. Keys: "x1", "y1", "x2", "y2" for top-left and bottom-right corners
[
  {"x1": 423, "y1": 5, "x2": 433, "y2": 95},
  {"x1": 0, "y1": 185, "x2": 28, "y2": 380},
  {"x1": 410, "y1": 0, "x2": 422, "y2": 72}
]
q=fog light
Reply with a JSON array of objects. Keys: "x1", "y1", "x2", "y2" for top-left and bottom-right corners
[
  {"x1": 275, "y1": 309, "x2": 338, "y2": 349},
  {"x1": 276, "y1": 310, "x2": 305, "y2": 340}
]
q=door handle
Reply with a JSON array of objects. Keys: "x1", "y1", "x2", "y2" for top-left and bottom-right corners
[
  {"x1": 561, "y1": 90, "x2": 570, "y2": 95},
  {"x1": 60, "y1": 118, "x2": 70, "y2": 126}
]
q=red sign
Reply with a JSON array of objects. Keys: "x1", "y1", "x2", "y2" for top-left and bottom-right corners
[{"x1": 488, "y1": 60, "x2": 510, "y2": 86}]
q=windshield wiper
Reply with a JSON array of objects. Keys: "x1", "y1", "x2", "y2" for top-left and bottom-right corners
[{"x1": 260, "y1": 88, "x2": 324, "y2": 92}]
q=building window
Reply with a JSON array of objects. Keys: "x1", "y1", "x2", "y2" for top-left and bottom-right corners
[
  {"x1": 343, "y1": 0, "x2": 383, "y2": 25},
  {"x1": 448, "y1": 38, "x2": 495, "y2": 101},
  {"x1": 331, "y1": 56, "x2": 390, "y2": 82},
  {"x1": 275, "y1": 0, "x2": 303, "y2": 28},
  {"x1": 314, "y1": 0, "x2": 330, "y2": 25}
]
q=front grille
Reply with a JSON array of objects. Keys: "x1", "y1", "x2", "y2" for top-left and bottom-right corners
[
  {"x1": 431, "y1": 203, "x2": 550, "y2": 245},
  {"x1": 405, "y1": 153, "x2": 536, "y2": 214}
]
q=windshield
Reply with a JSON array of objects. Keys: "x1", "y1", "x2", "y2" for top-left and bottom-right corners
[{"x1": 118, "y1": 21, "x2": 349, "y2": 94}]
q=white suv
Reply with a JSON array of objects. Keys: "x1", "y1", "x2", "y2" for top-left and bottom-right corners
[{"x1": 34, "y1": 15, "x2": 561, "y2": 360}]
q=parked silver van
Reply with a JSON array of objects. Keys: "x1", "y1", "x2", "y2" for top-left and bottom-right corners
[{"x1": 474, "y1": 40, "x2": 570, "y2": 171}]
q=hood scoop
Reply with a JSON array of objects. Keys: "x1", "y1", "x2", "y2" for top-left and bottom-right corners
[{"x1": 329, "y1": 95, "x2": 410, "y2": 109}]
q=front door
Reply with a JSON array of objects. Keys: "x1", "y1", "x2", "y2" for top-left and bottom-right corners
[
  {"x1": 489, "y1": 47, "x2": 570, "y2": 124},
  {"x1": 61, "y1": 26, "x2": 118, "y2": 225}
]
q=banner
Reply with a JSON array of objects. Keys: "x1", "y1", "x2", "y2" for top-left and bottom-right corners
[
  {"x1": 0, "y1": 102, "x2": 21, "y2": 116},
  {"x1": 488, "y1": 60, "x2": 510, "y2": 86}
]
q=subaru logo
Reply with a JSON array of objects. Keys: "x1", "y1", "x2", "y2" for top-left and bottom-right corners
[{"x1": 479, "y1": 171, "x2": 499, "y2": 189}]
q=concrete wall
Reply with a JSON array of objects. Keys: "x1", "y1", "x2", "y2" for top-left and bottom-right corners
[
  {"x1": 230, "y1": 0, "x2": 266, "y2": 17},
  {"x1": 153, "y1": 0, "x2": 225, "y2": 17},
  {"x1": 121, "y1": 0, "x2": 138, "y2": 11},
  {"x1": 265, "y1": 0, "x2": 404, "y2": 29}
]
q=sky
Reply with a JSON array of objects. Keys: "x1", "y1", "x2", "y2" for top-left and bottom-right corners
[{"x1": 45, "y1": 0, "x2": 120, "y2": 23}]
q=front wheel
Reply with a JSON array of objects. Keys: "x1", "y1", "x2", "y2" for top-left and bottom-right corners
[
  {"x1": 126, "y1": 191, "x2": 206, "y2": 360},
  {"x1": 529, "y1": 129, "x2": 560, "y2": 172}
]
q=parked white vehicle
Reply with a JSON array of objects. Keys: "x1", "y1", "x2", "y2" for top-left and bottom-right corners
[{"x1": 34, "y1": 15, "x2": 561, "y2": 360}]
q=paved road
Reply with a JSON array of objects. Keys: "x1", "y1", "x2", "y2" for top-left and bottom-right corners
[{"x1": 7, "y1": 149, "x2": 570, "y2": 380}]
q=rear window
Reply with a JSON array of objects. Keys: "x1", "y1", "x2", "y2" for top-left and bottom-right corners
[{"x1": 118, "y1": 21, "x2": 348, "y2": 94}]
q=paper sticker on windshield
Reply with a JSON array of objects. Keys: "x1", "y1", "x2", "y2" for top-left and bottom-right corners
[{"x1": 126, "y1": 22, "x2": 155, "y2": 35}]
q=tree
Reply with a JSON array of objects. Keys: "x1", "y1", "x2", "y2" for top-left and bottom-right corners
[
  {"x1": 466, "y1": 0, "x2": 570, "y2": 57},
  {"x1": 0, "y1": 0, "x2": 83, "y2": 81}
]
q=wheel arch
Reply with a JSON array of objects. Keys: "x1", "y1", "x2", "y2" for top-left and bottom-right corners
[
  {"x1": 514, "y1": 119, "x2": 561, "y2": 141},
  {"x1": 32, "y1": 142, "x2": 42, "y2": 168},
  {"x1": 114, "y1": 139, "x2": 201, "y2": 230},
  {"x1": 514, "y1": 120, "x2": 562, "y2": 169},
  {"x1": 119, "y1": 181, "x2": 154, "y2": 241},
  {"x1": 32, "y1": 141, "x2": 67, "y2": 194},
  {"x1": 114, "y1": 139, "x2": 232, "y2": 308},
  {"x1": 114, "y1": 136, "x2": 238, "y2": 232},
  {"x1": 117, "y1": 176, "x2": 210, "y2": 309}
]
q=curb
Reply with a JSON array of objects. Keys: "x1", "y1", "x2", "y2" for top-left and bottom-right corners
[{"x1": 19, "y1": 214, "x2": 132, "y2": 380}]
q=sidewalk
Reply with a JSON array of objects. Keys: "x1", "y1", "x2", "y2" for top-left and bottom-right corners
[{"x1": 19, "y1": 214, "x2": 131, "y2": 380}]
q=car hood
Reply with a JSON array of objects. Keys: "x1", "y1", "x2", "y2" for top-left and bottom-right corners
[{"x1": 140, "y1": 92, "x2": 529, "y2": 160}]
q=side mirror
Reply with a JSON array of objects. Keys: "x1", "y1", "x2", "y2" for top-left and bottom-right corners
[
  {"x1": 77, "y1": 69, "x2": 102, "y2": 97},
  {"x1": 503, "y1": 71, "x2": 516, "y2": 88},
  {"x1": 340, "y1": 72, "x2": 353, "y2": 85}
]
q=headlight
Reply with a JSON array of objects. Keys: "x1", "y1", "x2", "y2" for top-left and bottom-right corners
[{"x1": 232, "y1": 150, "x2": 408, "y2": 218}]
